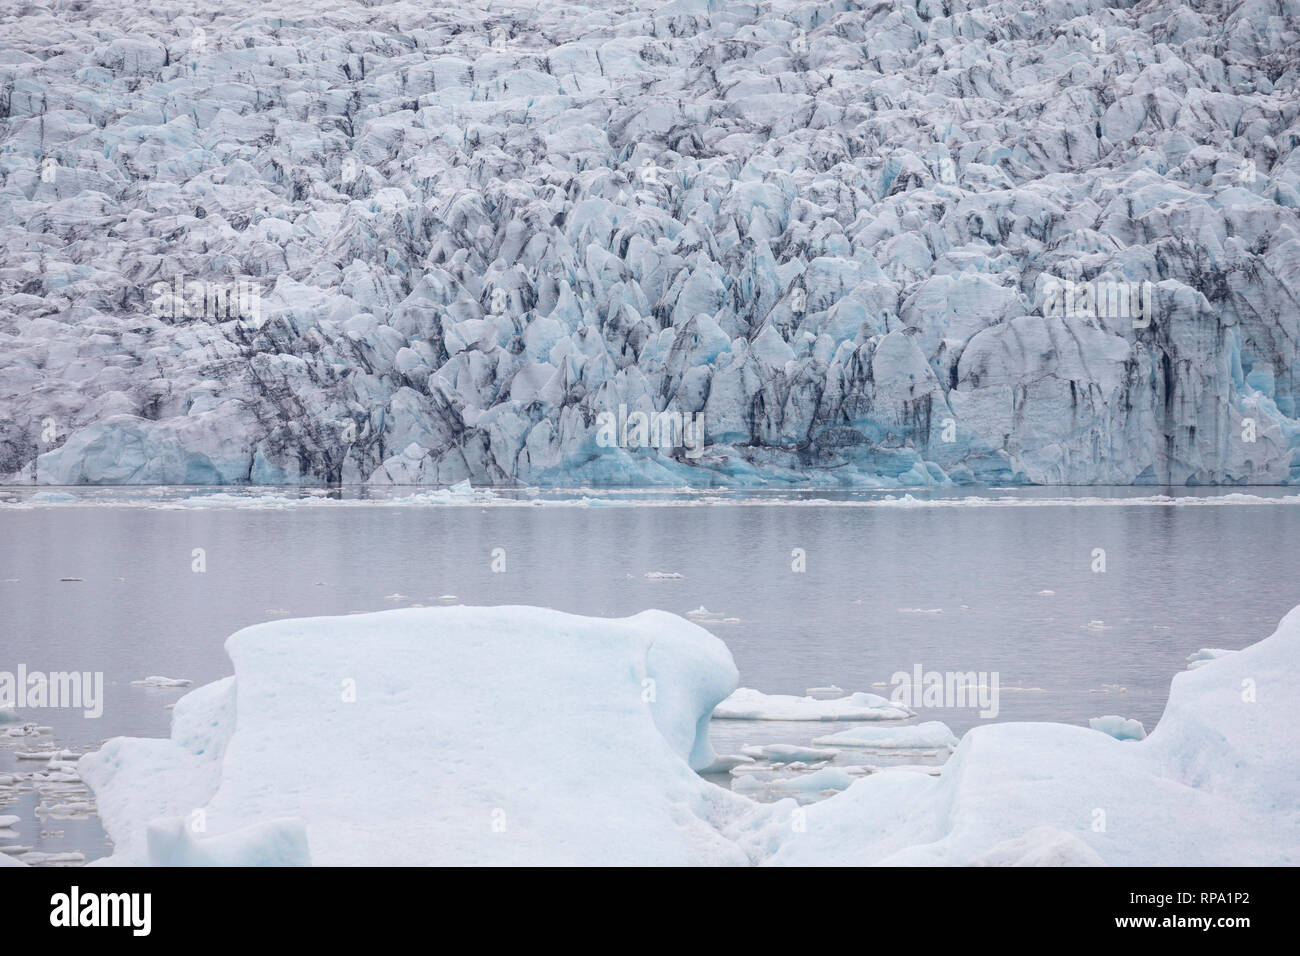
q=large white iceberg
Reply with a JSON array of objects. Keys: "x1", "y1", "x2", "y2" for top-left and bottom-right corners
[
  {"x1": 812, "y1": 721, "x2": 958, "y2": 750},
  {"x1": 80, "y1": 607, "x2": 756, "y2": 866},
  {"x1": 713, "y1": 688, "x2": 914, "y2": 721},
  {"x1": 76, "y1": 603, "x2": 1300, "y2": 866},
  {"x1": 760, "y1": 606, "x2": 1300, "y2": 865}
]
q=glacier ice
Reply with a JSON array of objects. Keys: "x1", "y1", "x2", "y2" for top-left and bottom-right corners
[
  {"x1": 0, "y1": 0, "x2": 1297, "y2": 487},
  {"x1": 713, "y1": 687, "x2": 915, "y2": 720},
  {"x1": 79, "y1": 606, "x2": 758, "y2": 866},
  {"x1": 761, "y1": 604, "x2": 1300, "y2": 865},
  {"x1": 1088, "y1": 714, "x2": 1148, "y2": 740},
  {"x1": 811, "y1": 720, "x2": 959, "y2": 750},
  {"x1": 75, "y1": 602, "x2": 1300, "y2": 865}
]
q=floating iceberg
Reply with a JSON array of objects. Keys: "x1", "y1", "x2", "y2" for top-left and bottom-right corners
[
  {"x1": 733, "y1": 767, "x2": 856, "y2": 797},
  {"x1": 713, "y1": 688, "x2": 915, "y2": 721},
  {"x1": 761, "y1": 606, "x2": 1300, "y2": 865},
  {"x1": 740, "y1": 744, "x2": 839, "y2": 763},
  {"x1": 812, "y1": 721, "x2": 959, "y2": 750},
  {"x1": 80, "y1": 607, "x2": 757, "y2": 866},
  {"x1": 73, "y1": 603, "x2": 1300, "y2": 865},
  {"x1": 130, "y1": 676, "x2": 193, "y2": 688}
]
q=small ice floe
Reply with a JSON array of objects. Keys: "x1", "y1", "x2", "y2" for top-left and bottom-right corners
[
  {"x1": 728, "y1": 762, "x2": 776, "y2": 776},
  {"x1": 436, "y1": 595, "x2": 458, "y2": 602},
  {"x1": 875, "y1": 764, "x2": 945, "y2": 776},
  {"x1": 1186, "y1": 648, "x2": 1235, "y2": 670},
  {"x1": 1038, "y1": 590, "x2": 1055, "y2": 596},
  {"x1": 804, "y1": 685, "x2": 844, "y2": 698},
  {"x1": 740, "y1": 743, "x2": 838, "y2": 763},
  {"x1": 1082, "y1": 620, "x2": 1112, "y2": 631},
  {"x1": 685, "y1": 606, "x2": 737, "y2": 623},
  {"x1": 813, "y1": 721, "x2": 958, "y2": 750},
  {"x1": 265, "y1": 608, "x2": 289, "y2": 616},
  {"x1": 696, "y1": 753, "x2": 755, "y2": 774},
  {"x1": 131, "y1": 676, "x2": 192, "y2": 688},
  {"x1": 59, "y1": 577, "x2": 84, "y2": 582},
  {"x1": 1088, "y1": 683, "x2": 1128, "y2": 694},
  {"x1": 1089, "y1": 715, "x2": 1147, "y2": 741},
  {"x1": 0, "y1": 814, "x2": 20, "y2": 829},
  {"x1": 384, "y1": 593, "x2": 407, "y2": 601},
  {"x1": 898, "y1": 607, "x2": 942, "y2": 614},
  {"x1": 713, "y1": 687, "x2": 914, "y2": 721},
  {"x1": 16, "y1": 750, "x2": 65, "y2": 760},
  {"x1": 732, "y1": 766, "x2": 855, "y2": 796},
  {"x1": 3, "y1": 723, "x2": 49, "y2": 738},
  {"x1": 32, "y1": 492, "x2": 78, "y2": 503},
  {"x1": 0, "y1": 845, "x2": 32, "y2": 856},
  {"x1": 644, "y1": 571, "x2": 684, "y2": 580}
]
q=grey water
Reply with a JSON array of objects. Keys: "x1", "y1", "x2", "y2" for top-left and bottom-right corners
[{"x1": 2, "y1": 486, "x2": 1299, "y2": 864}]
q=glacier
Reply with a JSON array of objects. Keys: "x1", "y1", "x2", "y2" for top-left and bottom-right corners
[
  {"x1": 70, "y1": 602, "x2": 1300, "y2": 866},
  {"x1": 2, "y1": 0, "x2": 1299, "y2": 487}
]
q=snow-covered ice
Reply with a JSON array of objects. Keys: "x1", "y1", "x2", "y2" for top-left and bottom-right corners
[
  {"x1": 732, "y1": 766, "x2": 856, "y2": 797},
  {"x1": 66, "y1": 601, "x2": 1300, "y2": 865},
  {"x1": 761, "y1": 605, "x2": 1300, "y2": 865},
  {"x1": 740, "y1": 743, "x2": 839, "y2": 763},
  {"x1": 80, "y1": 606, "x2": 757, "y2": 866},
  {"x1": 812, "y1": 721, "x2": 959, "y2": 750},
  {"x1": 713, "y1": 687, "x2": 915, "y2": 721}
]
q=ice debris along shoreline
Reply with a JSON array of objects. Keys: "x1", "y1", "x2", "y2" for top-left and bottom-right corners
[
  {"x1": 2, "y1": 0, "x2": 1299, "y2": 488},
  {"x1": 7, "y1": 486, "x2": 1300, "y2": 512},
  {"x1": 67, "y1": 602, "x2": 1300, "y2": 866}
]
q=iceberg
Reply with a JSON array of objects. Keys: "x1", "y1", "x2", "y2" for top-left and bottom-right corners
[
  {"x1": 713, "y1": 688, "x2": 915, "y2": 721},
  {"x1": 733, "y1": 767, "x2": 856, "y2": 797},
  {"x1": 80, "y1": 607, "x2": 756, "y2": 866},
  {"x1": 739, "y1": 744, "x2": 839, "y2": 763},
  {"x1": 811, "y1": 721, "x2": 959, "y2": 750},
  {"x1": 130, "y1": 676, "x2": 193, "y2": 688},
  {"x1": 70, "y1": 602, "x2": 1300, "y2": 866},
  {"x1": 760, "y1": 606, "x2": 1300, "y2": 865}
]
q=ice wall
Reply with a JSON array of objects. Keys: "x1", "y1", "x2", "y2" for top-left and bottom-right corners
[{"x1": 2, "y1": 0, "x2": 1298, "y2": 486}]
